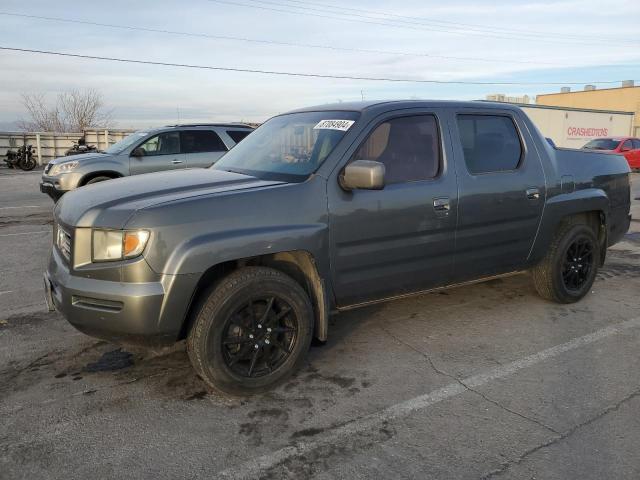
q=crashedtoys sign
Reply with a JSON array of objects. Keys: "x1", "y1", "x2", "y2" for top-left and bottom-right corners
[{"x1": 566, "y1": 126, "x2": 609, "y2": 139}]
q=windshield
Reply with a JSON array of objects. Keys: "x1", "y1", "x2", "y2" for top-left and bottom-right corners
[
  {"x1": 212, "y1": 111, "x2": 360, "y2": 181},
  {"x1": 104, "y1": 131, "x2": 151, "y2": 154},
  {"x1": 582, "y1": 139, "x2": 621, "y2": 151}
]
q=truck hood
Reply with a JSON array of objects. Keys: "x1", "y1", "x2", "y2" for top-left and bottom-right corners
[{"x1": 55, "y1": 168, "x2": 285, "y2": 228}]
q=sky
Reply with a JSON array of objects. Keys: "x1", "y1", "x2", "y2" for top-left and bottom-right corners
[{"x1": 0, "y1": 0, "x2": 638, "y2": 129}]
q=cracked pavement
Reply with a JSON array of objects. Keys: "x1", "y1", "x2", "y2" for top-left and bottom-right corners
[{"x1": 2, "y1": 170, "x2": 640, "y2": 479}]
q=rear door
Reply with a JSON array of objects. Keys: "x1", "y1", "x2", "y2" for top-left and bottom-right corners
[
  {"x1": 129, "y1": 131, "x2": 185, "y2": 175},
  {"x1": 181, "y1": 130, "x2": 228, "y2": 168},
  {"x1": 327, "y1": 110, "x2": 458, "y2": 307},
  {"x1": 448, "y1": 109, "x2": 546, "y2": 281}
]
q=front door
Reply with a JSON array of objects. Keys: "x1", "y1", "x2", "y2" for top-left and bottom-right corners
[
  {"x1": 327, "y1": 110, "x2": 458, "y2": 307},
  {"x1": 448, "y1": 110, "x2": 546, "y2": 281},
  {"x1": 129, "y1": 131, "x2": 185, "y2": 175}
]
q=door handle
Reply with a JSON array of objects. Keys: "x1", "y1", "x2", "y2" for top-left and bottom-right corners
[
  {"x1": 433, "y1": 197, "x2": 450, "y2": 212},
  {"x1": 526, "y1": 188, "x2": 540, "y2": 200},
  {"x1": 172, "y1": 159, "x2": 184, "y2": 164}
]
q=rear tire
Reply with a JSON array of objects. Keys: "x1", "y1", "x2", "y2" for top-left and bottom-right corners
[
  {"x1": 187, "y1": 267, "x2": 314, "y2": 396},
  {"x1": 532, "y1": 223, "x2": 600, "y2": 303}
]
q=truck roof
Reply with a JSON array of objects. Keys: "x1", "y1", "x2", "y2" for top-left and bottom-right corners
[
  {"x1": 288, "y1": 99, "x2": 522, "y2": 114},
  {"x1": 164, "y1": 123, "x2": 254, "y2": 129}
]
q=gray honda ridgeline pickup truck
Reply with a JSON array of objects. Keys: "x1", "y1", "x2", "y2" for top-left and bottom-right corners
[{"x1": 45, "y1": 100, "x2": 631, "y2": 395}]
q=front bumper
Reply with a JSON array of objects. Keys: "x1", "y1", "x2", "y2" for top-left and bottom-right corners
[
  {"x1": 45, "y1": 247, "x2": 199, "y2": 346},
  {"x1": 40, "y1": 181, "x2": 66, "y2": 201},
  {"x1": 40, "y1": 172, "x2": 83, "y2": 201}
]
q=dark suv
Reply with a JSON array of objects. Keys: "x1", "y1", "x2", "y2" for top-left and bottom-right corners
[{"x1": 40, "y1": 123, "x2": 254, "y2": 201}]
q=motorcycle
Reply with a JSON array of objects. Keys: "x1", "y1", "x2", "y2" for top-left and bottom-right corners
[
  {"x1": 3, "y1": 145, "x2": 37, "y2": 171},
  {"x1": 65, "y1": 138, "x2": 98, "y2": 156},
  {"x1": 4, "y1": 150, "x2": 19, "y2": 169}
]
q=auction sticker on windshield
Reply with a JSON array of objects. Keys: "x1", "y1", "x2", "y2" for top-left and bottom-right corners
[{"x1": 313, "y1": 119, "x2": 355, "y2": 131}]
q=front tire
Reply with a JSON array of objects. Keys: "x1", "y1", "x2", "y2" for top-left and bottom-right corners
[
  {"x1": 187, "y1": 267, "x2": 314, "y2": 395},
  {"x1": 532, "y1": 223, "x2": 600, "y2": 303},
  {"x1": 85, "y1": 175, "x2": 112, "y2": 185}
]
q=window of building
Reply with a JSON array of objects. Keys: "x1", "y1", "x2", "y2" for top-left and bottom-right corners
[
  {"x1": 181, "y1": 130, "x2": 227, "y2": 154},
  {"x1": 457, "y1": 115, "x2": 522, "y2": 174},
  {"x1": 352, "y1": 115, "x2": 440, "y2": 184}
]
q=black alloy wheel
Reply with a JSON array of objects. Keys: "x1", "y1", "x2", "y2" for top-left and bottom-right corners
[
  {"x1": 221, "y1": 296, "x2": 298, "y2": 378},
  {"x1": 561, "y1": 236, "x2": 594, "y2": 291},
  {"x1": 187, "y1": 267, "x2": 314, "y2": 395},
  {"x1": 532, "y1": 222, "x2": 600, "y2": 304}
]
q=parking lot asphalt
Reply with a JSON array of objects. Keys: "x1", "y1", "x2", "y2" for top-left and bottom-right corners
[{"x1": 2, "y1": 167, "x2": 640, "y2": 479}]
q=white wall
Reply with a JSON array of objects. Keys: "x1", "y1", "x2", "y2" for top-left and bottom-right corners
[
  {"x1": 521, "y1": 106, "x2": 634, "y2": 148},
  {"x1": 0, "y1": 129, "x2": 136, "y2": 165}
]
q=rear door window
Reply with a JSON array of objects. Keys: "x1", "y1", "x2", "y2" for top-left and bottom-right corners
[
  {"x1": 456, "y1": 115, "x2": 522, "y2": 174},
  {"x1": 227, "y1": 130, "x2": 252, "y2": 143},
  {"x1": 622, "y1": 140, "x2": 633, "y2": 151},
  {"x1": 632, "y1": 139, "x2": 640, "y2": 150},
  {"x1": 351, "y1": 115, "x2": 441, "y2": 184},
  {"x1": 181, "y1": 130, "x2": 227, "y2": 153}
]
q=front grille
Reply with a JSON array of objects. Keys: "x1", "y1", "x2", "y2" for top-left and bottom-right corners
[
  {"x1": 56, "y1": 225, "x2": 72, "y2": 261},
  {"x1": 44, "y1": 162, "x2": 52, "y2": 174}
]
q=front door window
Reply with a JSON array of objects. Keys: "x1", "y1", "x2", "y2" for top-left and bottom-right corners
[{"x1": 138, "y1": 132, "x2": 180, "y2": 156}]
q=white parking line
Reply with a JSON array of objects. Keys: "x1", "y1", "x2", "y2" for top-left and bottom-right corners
[
  {"x1": 0, "y1": 230, "x2": 50, "y2": 237},
  {"x1": 0, "y1": 290, "x2": 13, "y2": 296},
  {"x1": 0, "y1": 206, "x2": 42, "y2": 210},
  {"x1": 218, "y1": 316, "x2": 640, "y2": 479},
  {"x1": 0, "y1": 170, "x2": 43, "y2": 175}
]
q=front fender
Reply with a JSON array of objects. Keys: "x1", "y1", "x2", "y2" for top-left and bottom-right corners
[
  {"x1": 74, "y1": 158, "x2": 128, "y2": 178},
  {"x1": 150, "y1": 223, "x2": 329, "y2": 276}
]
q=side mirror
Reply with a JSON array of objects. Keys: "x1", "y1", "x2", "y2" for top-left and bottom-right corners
[
  {"x1": 340, "y1": 160, "x2": 385, "y2": 191},
  {"x1": 131, "y1": 147, "x2": 145, "y2": 157}
]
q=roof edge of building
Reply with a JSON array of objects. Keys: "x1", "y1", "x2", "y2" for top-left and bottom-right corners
[
  {"x1": 537, "y1": 85, "x2": 640, "y2": 97},
  {"x1": 521, "y1": 103, "x2": 635, "y2": 115}
]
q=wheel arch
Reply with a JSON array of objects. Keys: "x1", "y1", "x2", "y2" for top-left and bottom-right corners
[
  {"x1": 79, "y1": 170, "x2": 123, "y2": 186},
  {"x1": 531, "y1": 188, "x2": 609, "y2": 267},
  {"x1": 533, "y1": 208, "x2": 607, "y2": 268},
  {"x1": 178, "y1": 250, "x2": 329, "y2": 342}
]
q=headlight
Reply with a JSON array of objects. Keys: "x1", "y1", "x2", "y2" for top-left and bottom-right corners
[
  {"x1": 92, "y1": 229, "x2": 150, "y2": 262},
  {"x1": 49, "y1": 161, "x2": 79, "y2": 176}
]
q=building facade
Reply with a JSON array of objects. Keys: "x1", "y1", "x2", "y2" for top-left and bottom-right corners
[
  {"x1": 536, "y1": 82, "x2": 640, "y2": 137},
  {"x1": 519, "y1": 104, "x2": 634, "y2": 149}
]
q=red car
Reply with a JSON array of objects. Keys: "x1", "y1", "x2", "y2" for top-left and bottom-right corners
[{"x1": 582, "y1": 137, "x2": 640, "y2": 170}]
